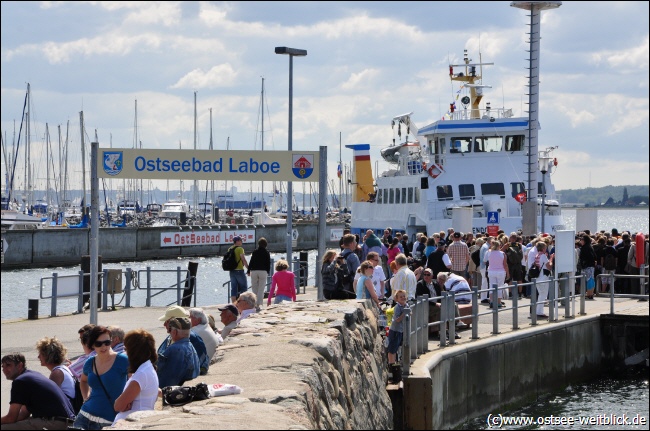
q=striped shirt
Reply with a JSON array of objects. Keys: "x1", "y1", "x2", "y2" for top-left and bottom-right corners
[{"x1": 447, "y1": 240, "x2": 470, "y2": 272}]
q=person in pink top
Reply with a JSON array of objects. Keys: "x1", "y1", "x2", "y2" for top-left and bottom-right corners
[
  {"x1": 386, "y1": 238, "x2": 401, "y2": 276},
  {"x1": 267, "y1": 259, "x2": 296, "y2": 305}
]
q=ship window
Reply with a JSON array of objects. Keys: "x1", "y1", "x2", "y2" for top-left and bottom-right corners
[
  {"x1": 511, "y1": 182, "x2": 525, "y2": 197},
  {"x1": 475, "y1": 136, "x2": 503, "y2": 152},
  {"x1": 538, "y1": 182, "x2": 546, "y2": 198},
  {"x1": 437, "y1": 185, "x2": 453, "y2": 201},
  {"x1": 450, "y1": 137, "x2": 471, "y2": 153},
  {"x1": 389, "y1": 188, "x2": 395, "y2": 204},
  {"x1": 377, "y1": 189, "x2": 383, "y2": 204},
  {"x1": 481, "y1": 183, "x2": 505, "y2": 197},
  {"x1": 395, "y1": 188, "x2": 401, "y2": 203},
  {"x1": 505, "y1": 135, "x2": 524, "y2": 151},
  {"x1": 408, "y1": 187, "x2": 414, "y2": 203},
  {"x1": 383, "y1": 189, "x2": 389, "y2": 204},
  {"x1": 459, "y1": 184, "x2": 475, "y2": 200},
  {"x1": 401, "y1": 188, "x2": 407, "y2": 203},
  {"x1": 415, "y1": 188, "x2": 420, "y2": 203}
]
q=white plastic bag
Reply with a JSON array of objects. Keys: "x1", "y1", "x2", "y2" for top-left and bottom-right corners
[{"x1": 207, "y1": 383, "x2": 243, "y2": 397}]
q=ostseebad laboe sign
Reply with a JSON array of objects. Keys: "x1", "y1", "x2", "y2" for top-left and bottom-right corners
[{"x1": 99, "y1": 148, "x2": 318, "y2": 181}]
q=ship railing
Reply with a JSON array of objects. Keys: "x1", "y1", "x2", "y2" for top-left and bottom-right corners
[
  {"x1": 222, "y1": 256, "x2": 310, "y2": 304},
  {"x1": 596, "y1": 266, "x2": 649, "y2": 314},
  {"x1": 398, "y1": 269, "x2": 648, "y2": 378},
  {"x1": 447, "y1": 107, "x2": 513, "y2": 121},
  {"x1": 38, "y1": 267, "x2": 197, "y2": 317}
]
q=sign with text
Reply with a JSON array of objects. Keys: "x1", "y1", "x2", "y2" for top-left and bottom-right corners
[
  {"x1": 160, "y1": 229, "x2": 255, "y2": 248},
  {"x1": 99, "y1": 148, "x2": 318, "y2": 182},
  {"x1": 487, "y1": 225, "x2": 499, "y2": 236}
]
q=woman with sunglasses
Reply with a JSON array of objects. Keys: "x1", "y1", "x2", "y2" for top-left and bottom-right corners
[{"x1": 73, "y1": 325, "x2": 128, "y2": 430}]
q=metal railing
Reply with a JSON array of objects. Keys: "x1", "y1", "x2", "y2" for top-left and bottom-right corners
[
  {"x1": 398, "y1": 268, "x2": 649, "y2": 378},
  {"x1": 39, "y1": 266, "x2": 197, "y2": 317}
]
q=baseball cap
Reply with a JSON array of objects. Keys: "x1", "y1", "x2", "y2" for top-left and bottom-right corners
[
  {"x1": 233, "y1": 236, "x2": 242, "y2": 243},
  {"x1": 158, "y1": 305, "x2": 189, "y2": 321},
  {"x1": 453, "y1": 232, "x2": 461, "y2": 238},
  {"x1": 438, "y1": 241, "x2": 446, "y2": 247},
  {"x1": 168, "y1": 317, "x2": 191, "y2": 330},
  {"x1": 218, "y1": 304, "x2": 239, "y2": 316}
]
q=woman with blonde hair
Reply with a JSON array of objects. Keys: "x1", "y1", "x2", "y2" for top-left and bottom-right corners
[
  {"x1": 355, "y1": 260, "x2": 380, "y2": 307},
  {"x1": 36, "y1": 337, "x2": 75, "y2": 401},
  {"x1": 267, "y1": 259, "x2": 296, "y2": 305}
]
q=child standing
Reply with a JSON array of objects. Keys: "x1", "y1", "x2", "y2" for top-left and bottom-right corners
[{"x1": 387, "y1": 289, "x2": 410, "y2": 366}]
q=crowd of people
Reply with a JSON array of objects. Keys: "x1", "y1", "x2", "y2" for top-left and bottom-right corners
[
  {"x1": 3, "y1": 230, "x2": 646, "y2": 428},
  {"x1": 321, "y1": 226, "x2": 649, "y2": 362}
]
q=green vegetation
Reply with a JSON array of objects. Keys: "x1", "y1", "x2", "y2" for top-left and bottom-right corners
[{"x1": 557, "y1": 185, "x2": 649, "y2": 208}]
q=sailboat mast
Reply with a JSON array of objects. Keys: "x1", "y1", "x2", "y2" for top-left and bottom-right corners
[
  {"x1": 208, "y1": 107, "x2": 214, "y2": 211},
  {"x1": 24, "y1": 84, "x2": 31, "y2": 212},
  {"x1": 193, "y1": 91, "x2": 198, "y2": 217},
  {"x1": 45, "y1": 123, "x2": 50, "y2": 218},
  {"x1": 260, "y1": 78, "x2": 265, "y2": 206},
  {"x1": 79, "y1": 111, "x2": 87, "y2": 214},
  {"x1": 339, "y1": 132, "x2": 342, "y2": 210}
]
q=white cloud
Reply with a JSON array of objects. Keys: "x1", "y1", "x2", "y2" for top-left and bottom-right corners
[
  {"x1": 552, "y1": 149, "x2": 649, "y2": 189},
  {"x1": 340, "y1": 69, "x2": 379, "y2": 90},
  {"x1": 170, "y1": 64, "x2": 238, "y2": 90},
  {"x1": 592, "y1": 36, "x2": 649, "y2": 71}
]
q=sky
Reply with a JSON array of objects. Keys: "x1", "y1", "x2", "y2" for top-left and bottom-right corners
[{"x1": 1, "y1": 1, "x2": 648, "y2": 200}]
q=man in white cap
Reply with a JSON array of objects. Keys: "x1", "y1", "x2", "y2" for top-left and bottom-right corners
[{"x1": 157, "y1": 305, "x2": 210, "y2": 375}]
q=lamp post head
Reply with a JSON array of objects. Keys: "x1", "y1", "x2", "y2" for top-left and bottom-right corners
[{"x1": 275, "y1": 47, "x2": 307, "y2": 56}]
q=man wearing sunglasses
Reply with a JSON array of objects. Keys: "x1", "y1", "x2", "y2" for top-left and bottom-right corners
[
  {"x1": 156, "y1": 317, "x2": 200, "y2": 389},
  {"x1": 2, "y1": 353, "x2": 75, "y2": 429}
]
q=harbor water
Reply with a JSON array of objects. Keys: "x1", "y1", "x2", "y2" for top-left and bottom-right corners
[
  {"x1": 462, "y1": 370, "x2": 649, "y2": 430},
  {"x1": 1, "y1": 208, "x2": 648, "y2": 321}
]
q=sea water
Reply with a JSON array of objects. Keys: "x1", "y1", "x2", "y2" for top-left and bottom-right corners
[
  {"x1": 462, "y1": 369, "x2": 649, "y2": 430},
  {"x1": 1, "y1": 209, "x2": 647, "y2": 321}
]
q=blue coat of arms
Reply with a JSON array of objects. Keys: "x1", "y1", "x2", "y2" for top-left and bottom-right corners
[{"x1": 103, "y1": 151, "x2": 123, "y2": 176}]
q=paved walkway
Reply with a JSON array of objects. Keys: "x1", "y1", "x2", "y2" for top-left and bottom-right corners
[{"x1": 413, "y1": 293, "x2": 649, "y2": 366}]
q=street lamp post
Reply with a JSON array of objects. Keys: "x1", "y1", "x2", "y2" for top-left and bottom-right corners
[
  {"x1": 275, "y1": 46, "x2": 307, "y2": 266},
  {"x1": 538, "y1": 154, "x2": 551, "y2": 234}
]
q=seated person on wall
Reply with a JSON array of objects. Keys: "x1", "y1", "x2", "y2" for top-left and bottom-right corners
[
  {"x1": 437, "y1": 272, "x2": 472, "y2": 304},
  {"x1": 217, "y1": 304, "x2": 240, "y2": 339},
  {"x1": 68, "y1": 324, "x2": 96, "y2": 380},
  {"x1": 157, "y1": 305, "x2": 209, "y2": 375},
  {"x1": 156, "y1": 317, "x2": 200, "y2": 389},
  {"x1": 108, "y1": 325, "x2": 126, "y2": 354},
  {"x1": 236, "y1": 292, "x2": 258, "y2": 321},
  {"x1": 417, "y1": 270, "x2": 468, "y2": 335},
  {"x1": 1, "y1": 353, "x2": 75, "y2": 430},
  {"x1": 189, "y1": 307, "x2": 221, "y2": 366}
]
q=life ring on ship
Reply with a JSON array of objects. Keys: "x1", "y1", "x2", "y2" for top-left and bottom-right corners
[{"x1": 427, "y1": 163, "x2": 444, "y2": 179}]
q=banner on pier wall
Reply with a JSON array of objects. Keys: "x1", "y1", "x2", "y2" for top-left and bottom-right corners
[{"x1": 160, "y1": 229, "x2": 255, "y2": 248}]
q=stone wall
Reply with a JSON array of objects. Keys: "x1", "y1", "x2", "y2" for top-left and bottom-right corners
[{"x1": 113, "y1": 300, "x2": 393, "y2": 430}]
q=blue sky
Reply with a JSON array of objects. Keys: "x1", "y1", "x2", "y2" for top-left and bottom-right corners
[{"x1": 1, "y1": 1, "x2": 648, "y2": 196}]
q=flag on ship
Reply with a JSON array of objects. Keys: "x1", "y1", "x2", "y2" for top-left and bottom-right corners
[{"x1": 337, "y1": 164, "x2": 342, "y2": 178}]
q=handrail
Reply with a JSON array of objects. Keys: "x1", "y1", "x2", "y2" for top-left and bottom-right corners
[
  {"x1": 395, "y1": 269, "x2": 649, "y2": 380},
  {"x1": 39, "y1": 266, "x2": 196, "y2": 316}
]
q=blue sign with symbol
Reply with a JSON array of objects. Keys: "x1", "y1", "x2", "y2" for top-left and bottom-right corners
[{"x1": 487, "y1": 211, "x2": 499, "y2": 224}]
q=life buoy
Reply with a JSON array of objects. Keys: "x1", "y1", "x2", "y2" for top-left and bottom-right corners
[{"x1": 428, "y1": 165, "x2": 440, "y2": 179}]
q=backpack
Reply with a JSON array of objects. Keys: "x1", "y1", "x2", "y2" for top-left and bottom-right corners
[
  {"x1": 60, "y1": 366, "x2": 83, "y2": 414},
  {"x1": 604, "y1": 250, "x2": 617, "y2": 271},
  {"x1": 528, "y1": 254, "x2": 541, "y2": 280},
  {"x1": 507, "y1": 245, "x2": 523, "y2": 266},
  {"x1": 221, "y1": 246, "x2": 240, "y2": 271},
  {"x1": 470, "y1": 248, "x2": 481, "y2": 266},
  {"x1": 335, "y1": 252, "x2": 354, "y2": 293}
]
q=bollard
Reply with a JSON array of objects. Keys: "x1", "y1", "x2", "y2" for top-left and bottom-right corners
[
  {"x1": 299, "y1": 251, "x2": 308, "y2": 288},
  {"x1": 28, "y1": 299, "x2": 39, "y2": 320},
  {"x1": 182, "y1": 261, "x2": 198, "y2": 307}
]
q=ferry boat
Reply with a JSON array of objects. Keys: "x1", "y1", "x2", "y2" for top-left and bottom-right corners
[{"x1": 348, "y1": 48, "x2": 564, "y2": 239}]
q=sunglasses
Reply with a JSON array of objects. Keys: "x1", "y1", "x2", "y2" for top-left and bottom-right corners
[{"x1": 93, "y1": 339, "x2": 111, "y2": 348}]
